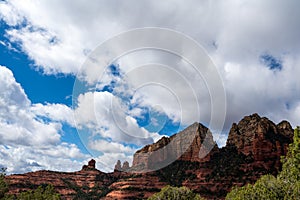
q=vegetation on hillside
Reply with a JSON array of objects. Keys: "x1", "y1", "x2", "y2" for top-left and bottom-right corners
[
  {"x1": 156, "y1": 160, "x2": 199, "y2": 187},
  {"x1": 3, "y1": 185, "x2": 61, "y2": 200},
  {"x1": 0, "y1": 168, "x2": 8, "y2": 199},
  {"x1": 226, "y1": 126, "x2": 300, "y2": 199},
  {"x1": 148, "y1": 185, "x2": 205, "y2": 200},
  {"x1": 0, "y1": 169, "x2": 61, "y2": 200}
]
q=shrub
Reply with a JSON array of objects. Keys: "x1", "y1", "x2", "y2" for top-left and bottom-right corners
[{"x1": 148, "y1": 185, "x2": 205, "y2": 200}]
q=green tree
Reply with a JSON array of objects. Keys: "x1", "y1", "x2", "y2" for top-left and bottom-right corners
[
  {"x1": 0, "y1": 168, "x2": 8, "y2": 199},
  {"x1": 278, "y1": 126, "x2": 300, "y2": 197},
  {"x1": 278, "y1": 126, "x2": 300, "y2": 199},
  {"x1": 226, "y1": 175, "x2": 284, "y2": 200},
  {"x1": 148, "y1": 185, "x2": 204, "y2": 200}
]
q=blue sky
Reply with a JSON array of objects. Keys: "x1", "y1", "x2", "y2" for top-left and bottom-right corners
[{"x1": 0, "y1": 0, "x2": 300, "y2": 174}]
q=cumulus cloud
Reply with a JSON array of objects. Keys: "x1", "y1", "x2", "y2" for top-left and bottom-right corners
[
  {"x1": 0, "y1": 144, "x2": 86, "y2": 174},
  {"x1": 0, "y1": 65, "x2": 60, "y2": 147},
  {"x1": 89, "y1": 140, "x2": 135, "y2": 154},
  {"x1": 74, "y1": 91, "x2": 162, "y2": 145},
  {"x1": 222, "y1": 55, "x2": 300, "y2": 128},
  {"x1": 0, "y1": 66, "x2": 87, "y2": 174},
  {"x1": 115, "y1": 50, "x2": 212, "y2": 126},
  {"x1": 31, "y1": 103, "x2": 75, "y2": 127}
]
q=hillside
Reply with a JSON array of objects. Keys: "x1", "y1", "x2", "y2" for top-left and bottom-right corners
[{"x1": 5, "y1": 114, "x2": 294, "y2": 199}]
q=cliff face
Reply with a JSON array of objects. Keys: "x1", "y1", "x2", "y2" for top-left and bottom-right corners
[
  {"x1": 226, "y1": 114, "x2": 293, "y2": 171},
  {"x1": 5, "y1": 114, "x2": 294, "y2": 199},
  {"x1": 132, "y1": 122, "x2": 218, "y2": 171}
]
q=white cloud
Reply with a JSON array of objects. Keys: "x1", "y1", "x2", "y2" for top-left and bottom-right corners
[
  {"x1": 0, "y1": 65, "x2": 29, "y2": 107},
  {"x1": 31, "y1": 103, "x2": 75, "y2": 127},
  {"x1": 74, "y1": 91, "x2": 162, "y2": 146},
  {"x1": 0, "y1": 65, "x2": 60, "y2": 147},
  {"x1": 0, "y1": 1, "x2": 22, "y2": 26},
  {"x1": 0, "y1": 145, "x2": 87, "y2": 174},
  {"x1": 89, "y1": 140, "x2": 135, "y2": 154},
  {"x1": 221, "y1": 55, "x2": 300, "y2": 129},
  {"x1": 0, "y1": 65, "x2": 87, "y2": 174}
]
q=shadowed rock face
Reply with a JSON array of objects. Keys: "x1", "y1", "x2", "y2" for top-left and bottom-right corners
[
  {"x1": 5, "y1": 114, "x2": 294, "y2": 200},
  {"x1": 132, "y1": 122, "x2": 218, "y2": 171},
  {"x1": 82, "y1": 159, "x2": 96, "y2": 170}
]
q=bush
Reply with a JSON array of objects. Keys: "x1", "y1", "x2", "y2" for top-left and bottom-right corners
[
  {"x1": 226, "y1": 175, "x2": 284, "y2": 200},
  {"x1": 148, "y1": 185, "x2": 204, "y2": 200}
]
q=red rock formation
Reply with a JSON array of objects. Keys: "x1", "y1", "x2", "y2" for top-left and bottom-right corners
[
  {"x1": 82, "y1": 159, "x2": 96, "y2": 170},
  {"x1": 122, "y1": 161, "x2": 130, "y2": 171},
  {"x1": 5, "y1": 114, "x2": 294, "y2": 199},
  {"x1": 226, "y1": 113, "x2": 293, "y2": 171},
  {"x1": 132, "y1": 122, "x2": 218, "y2": 171},
  {"x1": 88, "y1": 159, "x2": 96, "y2": 168},
  {"x1": 114, "y1": 160, "x2": 122, "y2": 172},
  {"x1": 114, "y1": 160, "x2": 130, "y2": 172},
  {"x1": 6, "y1": 168, "x2": 112, "y2": 200}
]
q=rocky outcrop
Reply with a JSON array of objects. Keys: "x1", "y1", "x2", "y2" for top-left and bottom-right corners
[
  {"x1": 122, "y1": 161, "x2": 130, "y2": 171},
  {"x1": 114, "y1": 160, "x2": 130, "y2": 172},
  {"x1": 114, "y1": 160, "x2": 122, "y2": 172},
  {"x1": 5, "y1": 114, "x2": 294, "y2": 199},
  {"x1": 132, "y1": 122, "x2": 218, "y2": 171},
  {"x1": 226, "y1": 113, "x2": 293, "y2": 171},
  {"x1": 82, "y1": 159, "x2": 96, "y2": 170}
]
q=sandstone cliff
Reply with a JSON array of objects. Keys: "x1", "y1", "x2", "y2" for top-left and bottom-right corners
[{"x1": 131, "y1": 122, "x2": 218, "y2": 171}]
